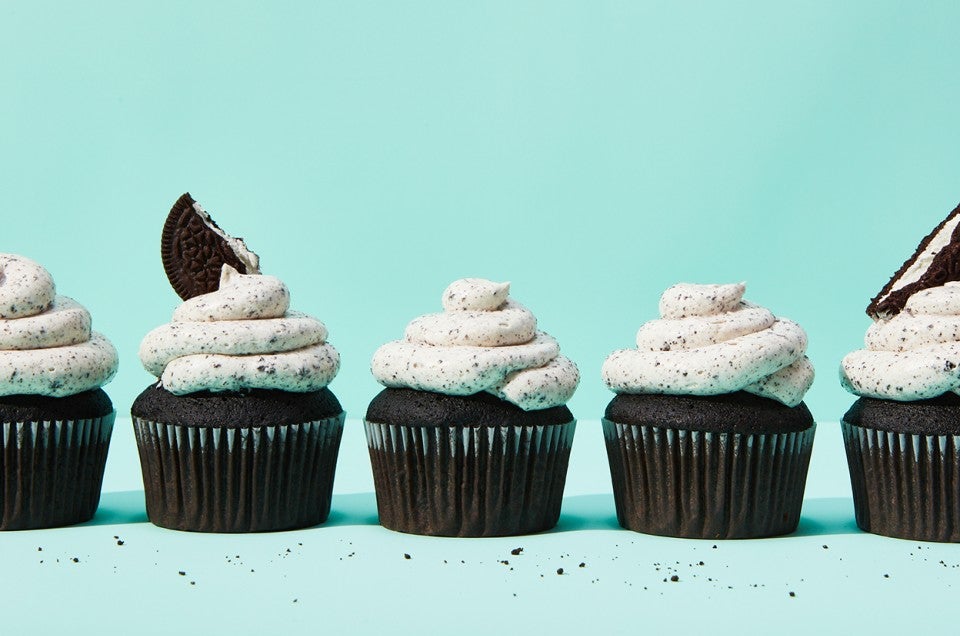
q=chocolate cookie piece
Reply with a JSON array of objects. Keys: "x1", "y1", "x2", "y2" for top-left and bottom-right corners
[
  {"x1": 131, "y1": 384, "x2": 342, "y2": 427},
  {"x1": 604, "y1": 391, "x2": 813, "y2": 434},
  {"x1": 868, "y1": 200, "x2": 960, "y2": 319},
  {"x1": 161, "y1": 193, "x2": 261, "y2": 300},
  {"x1": 365, "y1": 387, "x2": 573, "y2": 427}
]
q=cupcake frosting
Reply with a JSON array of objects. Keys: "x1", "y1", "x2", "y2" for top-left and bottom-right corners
[
  {"x1": 371, "y1": 278, "x2": 579, "y2": 410},
  {"x1": 841, "y1": 282, "x2": 960, "y2": 400},
  {"x1": 0, "y1": 254, "x2": 118, "y2": 397},
  {"x1": 601, "y1": 283, "x2": 814, "y2": 407},
  {"x1": 139, "y1": 265, "x2": 339, "y2": 394}
]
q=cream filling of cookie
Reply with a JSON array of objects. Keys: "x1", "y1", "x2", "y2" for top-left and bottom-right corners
[
  {"x1": 371, "y1": 278, "x2": 579, "y2": 411},
  {"x1": 602, "y1": 283, "x2": 814, "y2": 407},
  {"x1": 141, "y1": 265, "x2": 339, "y2": 394},
  {"x1": 192, "y1": 202, "x2": 261, "y2": 275},
  {"x1": 843, "y1": 282, "x2": 960, "y2": 400},
  {"x1": 874, "y1": 214, "x2": 960, "y2": 315},
  {"x1": 0, "y1": 253, "x2": 118, "y2": 397}
]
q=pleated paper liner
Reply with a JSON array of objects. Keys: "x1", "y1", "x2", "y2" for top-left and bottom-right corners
[
  {"x1": 364, "y1": 420, "x2": 576, "y2": 537},
  {"x1": 842, "y1": 419, "x2": 960, "y2": 542},
  {"x1": 133, "y1": 412, "x2": 345, "y2": 533},
  {"x1": 0, "y1": 413, "x2": 115, "y2": 530},
  {"x1": 602, "y1": 419, "x2": 816, "y2": 539}
]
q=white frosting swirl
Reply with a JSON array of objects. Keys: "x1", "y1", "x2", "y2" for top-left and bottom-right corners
[
  {"x1": 0, "y1": 254, "x2": 118, "y2": 397},
  {"x1": 841, "y1": 282, "x2": 960, "y2": 400},
  {"x1": 371, "y1": 278, "x2": 579, "y2": 411},
  {"x1": 601, "y1": 283, "x2": 814, "y2": 407},
  {"x1": 140, "y1": 265, "x2": 339, "y2": 394}
]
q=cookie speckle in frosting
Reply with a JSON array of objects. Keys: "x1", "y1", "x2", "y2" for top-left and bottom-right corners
[
  {"x1": 0, "y1": 254, "x2": 118, "y2": 397},
  {"x1": 371, "y1": 278, "x2": 579, "y2": 410},
  {"x1": 140, "y1": 265, "x2": 339, "y2": 395},
  {"x1": 602, "y1": 282, "x2": 814, "y2": 407},
  {"x1": 842, "y1": 282, "x2": 960, "y2": 400}
]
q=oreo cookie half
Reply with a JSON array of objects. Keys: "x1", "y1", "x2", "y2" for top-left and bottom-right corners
[
  {"x1": 868, "y1": 200, "x2": 960, "y2": 319},
  {"x1": 161, "y1": 193, "x2": 261, "y2": 300}
]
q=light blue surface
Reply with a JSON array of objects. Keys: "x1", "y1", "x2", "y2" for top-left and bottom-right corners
[
  {"x1": 1, "y1": 419, "x2": 955, "y2": 635},
  {"x1": 4, "y1": 2, "x2": 960, "y2": 424}
]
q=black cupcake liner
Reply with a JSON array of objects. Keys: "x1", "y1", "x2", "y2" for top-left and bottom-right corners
[
  {"x1": 0, "y1": 413, "x2": 115, "y2": 530},
  {"x1": 602, "y1": 419, "x2": 815, "y2": 539},
  {"x1": 842, "y1": 419, "x2": 960, "y2": 542},
  {"x1": 364, "y1": 419, "x2": 576, "y2": 537},
  {"x1": 132, "y1": 412, "x2": 345, "y2": 533}
]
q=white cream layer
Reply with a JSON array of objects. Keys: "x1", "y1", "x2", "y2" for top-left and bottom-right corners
[
  {"x1": 140, "y1": 265, "x2": 339, "y2": 395},
  {"x1": 371, "y1": 278, "x2": 579, "y2": 411},
  {"x1": 842, "y1": 282, "x2": 960, "y2": 400},
  {"x1": 0, "y1": 254, "x2": 118, "y2": 397},
  {"x1": 601, "y1": 283, "x2": 814, "y2": 407}
]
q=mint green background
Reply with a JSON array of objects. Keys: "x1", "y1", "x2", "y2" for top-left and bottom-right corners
[{"x1": 3, "y1": 2, "x2": 960, "y2": 421}]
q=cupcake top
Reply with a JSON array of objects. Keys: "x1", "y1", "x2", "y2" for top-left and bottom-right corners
[
  {"x1": 370, "y1": 278, "x2": 579, "y2": 411},
  {"x1": 843, "y1": 201, "x2": 960, "y2": 401},
  {"x1": 139, "y1": 193, "x2": 339, "y2": 396},
  {"x1": 601, "y1": 282, "x2": 814, "y2": 407},
  {"x1": 139, "y1": 265, "x2": 340, "y2": 395},
  {"x1": 0, "y1": 253, "x2": 118, "y2": 397},
  {"x1": 841, "y1": 282, "x2": 960, "y2": 400}
]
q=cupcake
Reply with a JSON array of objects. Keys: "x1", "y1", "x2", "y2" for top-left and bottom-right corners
[
  {"x1": 0, "y1": 253, "x2": 118, "y2": 529},
  {"x1": 601, "y1": 282, "x2": 816, "y2": 539},
  {"x1": 841, "y1": 201, "x2": 960, "y2": 542},
  {"x1": 366, "y1": 278, "x2": 580, "y2": 537},
  {"x1": 131, "y1": 193, "x2": 343, "y2": 532}
]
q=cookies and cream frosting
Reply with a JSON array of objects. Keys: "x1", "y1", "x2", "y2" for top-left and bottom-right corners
[
  {"x1": 0, "y1": 253, "x2": 118, "y2": 397},
  {"x1": 370, "y1": 278, "x2": 579, "y2": 411},
  {"x1": 139, "y1": 265, "x2": 339, "y2": 394},
  {"x1": 601, "y1": 283, "x2": 814, "y2": 407},
  {"x1": 842, "y1": 282, "x2": 960, "y2": 400}
]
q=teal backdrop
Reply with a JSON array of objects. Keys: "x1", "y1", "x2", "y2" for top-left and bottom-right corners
[{"x1": 2, "y1": 1, "x2": 959, "y2": 423}]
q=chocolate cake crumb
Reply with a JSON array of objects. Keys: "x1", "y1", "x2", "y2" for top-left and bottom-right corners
[
  {"x1": 178, "y1": 571, "x2": 186, "y2": 576},
  {"x1": 510, "y1": 547, "x2": 523, "y2": 556},
  {"x1": 670, "y1": 575, "x2": 679, "y2": 582},
  {"x1": 37, "y1": 547, "x2": 41, "y2": 552},
  {"x1": 71, "y1": 558, "x2": 79, "y2": 563},
  {"x1": 789, "y1": 591, "x2": 796, "y2": 598},
  {"x1": 404, "y1": 553, "x2": 411, "y2": 560},
  {"x1": 579, "y1": 562, "x2": 586, "y2": 568},
  {"x1": 117, "y1": 540, "x2": 124, "y2": 546},
  {"x1": 822, "y1": 544, "x2": 829, "y2": 549},
  {"x1": 557, "y1": 568, "x2": 564, "y2": 575}
]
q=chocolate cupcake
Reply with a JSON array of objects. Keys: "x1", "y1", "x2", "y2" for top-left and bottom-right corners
[
  {"x1": 366, "y1": 278, "x2": 580, "y2": 537},
  {"x1": 131, "y1": 194, "x2": 343, "y2": 533},
  {"x1": 841, "y1": 200, "x2": 960, "y2": 542},
  {"x1": 601, "y1": 283, "x2": 816, "y2": 539},
  {"x1": 0, "y1": 253, "x2": 118, "y2": 530}
]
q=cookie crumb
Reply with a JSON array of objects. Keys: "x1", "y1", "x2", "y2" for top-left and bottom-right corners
[
  {"x1": 789, "y1": 591, "x2": 796, "y2": 598},
  {"x1": 404, "y1": 553, "x2": 411, "y2": 560},
  {"x1": 556, "y1": 568, "x2": 564, "y2": 575},
  {"x1": 511, "y1": 547, "x2": 523, "y2": 556},
  {"x1": 579, "y1": 562, "x2": 586, "y2": 568},
  {"x1": 670, "y1": 575, "x2": 679, "y2": 582}
]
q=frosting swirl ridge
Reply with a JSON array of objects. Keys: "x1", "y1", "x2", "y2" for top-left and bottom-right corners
[
  {"x1": 841, "y1": 282, "x2": 960, "y2": 400},
  {"x1": 139, "y1": 265, "x2": 339, "y2": 394},
  {"x1": 0, "y1": 254, "x2": 118, "y2": 397},
  {"x1": 602, "y1": 283, "x2": 814, "y2": 407},
  {"x1": 371, "y1": 278, "x2": 579, "y2": 410}
]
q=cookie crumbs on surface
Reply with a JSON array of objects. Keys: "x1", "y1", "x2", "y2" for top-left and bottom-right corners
[
  {"x1": 404, "y1": 553, "x2": 411, "y2": 560},
  {"x1": 117, "y1": 540, "x2": 125, "y2": 546},
  {"x1": 178, "y1": 571, "x2": 186, "y2": 576},
  {"x1": 37, "y1": 547, "x2": 42, "y2": 552},
  {"x1": 789, "y1": 592, "x2": 796, "y2": 598},
  {"x1": 822, "y1": 544, "x2": 828, "y2": 549},
  {"x1": 670, "y1": 575, "x2": 679, "y2": 582},
  {"x1": 556, "y1": 568, "x2": 564, "y2": 575},
  {"x1": 510, "y1": 547, "x2": 523, "y2": 556},
  {"x1": 884, "y1": 574, "x2": 890, "y2": 578},
  {"x1": 71, "y1": 558, "x2": 79, "y2": 563},
  {"x1": 579, "y1": 562, "x2": 586, "y2": 568}
]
